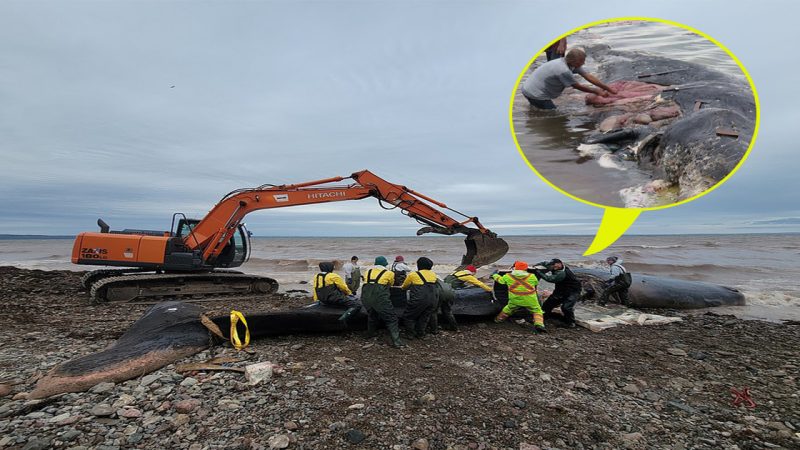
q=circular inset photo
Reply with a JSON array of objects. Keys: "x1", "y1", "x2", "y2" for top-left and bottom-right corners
[{"x1": 510, "y1": 18, "x2": 759, "y2": 209}]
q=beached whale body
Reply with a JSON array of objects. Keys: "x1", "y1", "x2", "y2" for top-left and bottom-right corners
[
  {"x1": 581, "y1": 47, "x2": 756, "y2": 200},
  {"x1": 30, "y1": 272, "x2": 744, "y2": 398},
  {"x1": 29, "y1": 302, "x2": 209, "y2": 399},
  {"x1": 570, "y1": 268, "x2": 745, "y2": 309}
]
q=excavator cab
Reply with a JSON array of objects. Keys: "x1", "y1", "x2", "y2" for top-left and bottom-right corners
[{"x1": 174, "y1": 218, "x2": 251, "y2": 269}]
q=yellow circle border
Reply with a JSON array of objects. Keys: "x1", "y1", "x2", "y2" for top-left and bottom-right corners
[{"x1": 508, "y1": 16, "x2": 761, "y2": 212}]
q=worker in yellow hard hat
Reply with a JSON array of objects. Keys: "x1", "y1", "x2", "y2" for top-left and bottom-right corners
[{"x1": 491, "y1": 261, "x2": 546, "y2": 333}]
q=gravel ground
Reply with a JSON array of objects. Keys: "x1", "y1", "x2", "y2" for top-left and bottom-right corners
[{"x1": 0, "y1": 266, "x2": 798, "y2": 450}]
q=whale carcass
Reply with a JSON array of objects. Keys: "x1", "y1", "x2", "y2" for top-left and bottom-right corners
[
  {"x1": 584, "y1": 47, "x2": 756, "y2": 202},
  {"x1": 29, "y1": 272, "x2": 744, "y2": 398}
]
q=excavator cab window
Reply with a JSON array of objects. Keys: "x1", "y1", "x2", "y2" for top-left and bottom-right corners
[
  {"x1": 231, "y1": 225, "x2": 249, "y2": 266},
  {"x1": 175, "y1": 219, "x2": 199, "y2": 238}
]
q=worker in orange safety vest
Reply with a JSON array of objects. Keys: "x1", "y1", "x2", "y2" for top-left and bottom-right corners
[{"x1": 491, "y1": 260, "x2": 546, "y2": 333}]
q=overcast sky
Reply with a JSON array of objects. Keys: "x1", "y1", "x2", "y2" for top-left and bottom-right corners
[{"x1": 0, "y1": 0, "x2": 797, "y2": 237}]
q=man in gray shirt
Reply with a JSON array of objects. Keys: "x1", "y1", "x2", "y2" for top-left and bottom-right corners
[{"x1": 521, "y1": 48, "x2": 616, "y2": 109}]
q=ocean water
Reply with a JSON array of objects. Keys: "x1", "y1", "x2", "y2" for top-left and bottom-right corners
[{"x1": 1, "y1": 234, "x2": 798, "y2": 321}]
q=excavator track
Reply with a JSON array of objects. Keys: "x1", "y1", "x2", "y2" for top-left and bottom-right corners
[
  {"x1": 88, "y1": 272, "x2": 279, "y2": 303},
  {"x1": 80, "y1": 268, "x2": 151, "y2": 289}
]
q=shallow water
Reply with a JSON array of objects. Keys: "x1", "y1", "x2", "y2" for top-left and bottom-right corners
[
  {"x1": 512, "y1": 21, "x2": 747, "y2": 207},
  {"x1": 2, "y1": 233, "x2": 799, "y2": 321}
]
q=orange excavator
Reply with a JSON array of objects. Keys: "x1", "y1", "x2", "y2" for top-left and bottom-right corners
[{"x1": 73, "y1": 170, "x2": 509, "y2": 302}]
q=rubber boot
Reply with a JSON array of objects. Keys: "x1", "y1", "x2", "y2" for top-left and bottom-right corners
[
  {"x1": 402, "y1": 318, "x2": 417, "y2": 339},
  {"x1": 365, "y1": 317, "x2": 378, "y2": 338},
  {"x1": 494, "y1": 312, "x2": 509, "y2": 323},
  {"x1": 428, "y1": 312, "x2": 440, "y2": 334},
  {"x1": 444, "y1": 312, "x2": 458, "y2": 331},
  {"x1": 338, "y1": 306, "x2": 360, "y2": 322},
  {"x1": 387, "y1": 322, "x2": 406, "y2": 348},
  {"x1": 533, "y1": 313, "x2": 546, "y2": 333}
]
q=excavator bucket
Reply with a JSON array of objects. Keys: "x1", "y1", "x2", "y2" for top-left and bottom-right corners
[{"x1": 461, "y1": 231, "x2": 509, "y2": 268}]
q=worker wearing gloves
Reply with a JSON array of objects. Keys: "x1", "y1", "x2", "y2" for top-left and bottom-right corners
[
  {"x1": 400, "y1": 257, "x2": 439, "y2": 339},
  {"x1": 492, "y1": 261, "x2": 546, "y2": 333},
  {"x1": 533, "y1": 258, "x2": 583, "y2": 328},
  {"x1": 313, "y1": 261, "x2": 361, "y2": 322},
  {"x1": 361, "y1": 256, "x2": 405, "y2": 348},
  {"x1": 444, "y1": 265, "x2": 493, "y2": 292},
  {"x1": 432, "y1": 265, "x2": 492, "y2": 333},
  {"x1": 599, "y1": 256, "x2": 631, "y2": 306}
]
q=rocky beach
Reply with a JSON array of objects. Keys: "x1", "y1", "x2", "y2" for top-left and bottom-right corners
[{"x1": 0, "y1": 266, "x2": 798, "y2": 450}]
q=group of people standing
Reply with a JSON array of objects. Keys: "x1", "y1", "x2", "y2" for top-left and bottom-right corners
[{"x1": 313, "y1": 254, "x2": 630, "y2": 348}]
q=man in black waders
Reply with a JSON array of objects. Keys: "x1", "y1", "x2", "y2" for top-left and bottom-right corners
[
  {"x1": 400, "y1": 257, "x2": 439, "y2": 339},
  {"x1": 533, "y1": 258, "x2": 583, "y2": 328},
  {"x1": 361, "y1": 256, "x2": 405, "y2": 348},
  {"x1": 599, "y1": 255, "x2": 631, "y2": 306},
  {"x1": 313, "y1": 261, "x2": 361, "y2": 322}
]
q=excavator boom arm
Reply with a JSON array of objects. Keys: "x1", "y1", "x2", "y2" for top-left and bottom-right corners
[{"x1": 188, "y1": 170, "x2": 507, "y2": 267}]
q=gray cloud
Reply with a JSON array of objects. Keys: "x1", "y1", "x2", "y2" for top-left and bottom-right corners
[{"x1": 0, "y1": 1, "x2": 797, "y2": 237}]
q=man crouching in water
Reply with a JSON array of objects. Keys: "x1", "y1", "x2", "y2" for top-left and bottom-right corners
[
  {"x1": 492, "y1": 261, "x2": 546, "y2": 333},
  {"x1": 313, "y1": 261, "x2": 361, "y2": 322},
  {"x1": 521, "y1": 48, "x2": 616, "y2": 110}
]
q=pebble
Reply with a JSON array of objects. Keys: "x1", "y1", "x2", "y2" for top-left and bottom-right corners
[
  {"x1": 621, "y1": 432, "x2": 643, "y2": 443},
  {"x1": 345, "y1": 429, "x2": 366, "y2": 445},
  {"x1": 540, "y1": 373, "x2": 552, "y2": 382},
  {"x1": 175, "y1": 399, "x2": 202, "y2": 413},
  {"x1": 49, "y1": 412, "x2": 71, "y2": 423},
  {"x1": 118, "y1": 408, "x2": 142, "y2": 418},
  {"x1": 112, "y1": 394, "x2": 135, "y2": 408},
  {"x1": 90, "y1": 404, "x2": 115, "y2": 417},
  {"x1": 90, "y1": 382, "x2": 115, "y2": 394},
  {"x1": 0, "y1": 384, "x2": 12, "y2": 397},
  {"x1": 622, "y1": 384, "x2": 641, "y2": 394},
  {"x1": 411, "y1": 438, "x2": 429, "y2": 450},
  {"x1": 284, "y1": 420, "x2": 299, "y2": 430},
  {"x1": 348, "y1": 403, "x2": 366, "y2": 410},
  {"x1": 61, "y1": 429, "x2": 81, "y2": 442},
  {"x1": 329, "y1": 421, "x2": 347, "y2": 431},
  {"x1": 21, "y1": 438, "x2": 50, "y2": 450},
  {"x1": 268, "y1": 434, "x2": 290, "y2": 449},
  {"x1": 173, "y1": 414, "x2": 190, "y2": 426},
  {"x1": 419, "y1": 393, "x2": 436, "y2": 403},
  {"x1": 180, "y1": 377, "x2": 198, "y2": 387},
  {"x1": 667, "y1": 348, "x2": 688, "y2": 357},
  {"x1": 139, "y1": 373, "x2": 161, "y2": 386}
]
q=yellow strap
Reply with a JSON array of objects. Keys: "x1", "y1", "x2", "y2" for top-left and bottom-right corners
[{"x1": 229, "y1": 310, "x2": 250, "y2": 351}]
